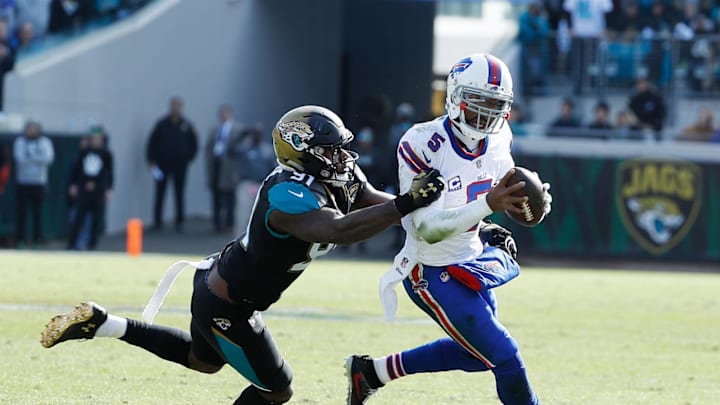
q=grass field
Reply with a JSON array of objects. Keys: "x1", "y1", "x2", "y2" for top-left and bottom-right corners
[{"x1": 1, "y1": 251, "x2": 718, "y2": 405}]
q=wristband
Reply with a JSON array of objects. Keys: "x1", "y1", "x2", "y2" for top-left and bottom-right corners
[{"x1": 393, "y1": 194, "x2": 415, "y2": 216}]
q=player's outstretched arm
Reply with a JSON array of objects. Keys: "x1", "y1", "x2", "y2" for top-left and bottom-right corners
[
  {"x1": 270, "y1": 169, "x2": 444, "y2": 245},
  {"x1": 414, "y1": 169, "x2": 528, "y2": 244}
]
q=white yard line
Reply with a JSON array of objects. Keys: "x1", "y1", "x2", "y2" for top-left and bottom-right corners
[{"x1": 0, "y1": 303, "x2": 432, "y2": 324}]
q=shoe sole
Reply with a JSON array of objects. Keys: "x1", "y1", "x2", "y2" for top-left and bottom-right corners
[
  {"x1": 344, "y1": 356, "x2": 354, "y2": 405},
  {"x1": 40, "y1": 302, "x2": 95, "y2": 348}
]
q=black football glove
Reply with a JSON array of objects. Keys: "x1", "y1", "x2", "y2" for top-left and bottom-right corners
[
  {"x1": 393, "y1": 168, "x2": 445, "y2": 216},
  {"x1": 480, "y1": 222, "x2": 518, "y2": 260}
]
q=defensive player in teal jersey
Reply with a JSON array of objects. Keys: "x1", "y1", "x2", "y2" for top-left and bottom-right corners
[{"x1": 40, "y1": 105, "x2": 444, "y2": 405}]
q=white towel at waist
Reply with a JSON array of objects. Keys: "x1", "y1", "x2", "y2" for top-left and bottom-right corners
[
  {"x1": 142, "y1": 257, "x2": 215, "y2": 324},
  {"x1": 379, "y1": 248, "x2": 418, "y2": 321}
]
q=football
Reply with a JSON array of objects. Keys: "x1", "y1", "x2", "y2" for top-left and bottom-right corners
[{"x1": 505, "y1": 166, "x2": 546, "y2": 227}]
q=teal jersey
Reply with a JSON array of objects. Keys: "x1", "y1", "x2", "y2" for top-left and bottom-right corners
[{"x1": 217, "y1": 165, "x2": 367, "y2": 310}]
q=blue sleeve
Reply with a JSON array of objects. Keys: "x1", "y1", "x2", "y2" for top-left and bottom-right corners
[{"x1": 268, "y1": 181, "x2": 321, "y2": 214}]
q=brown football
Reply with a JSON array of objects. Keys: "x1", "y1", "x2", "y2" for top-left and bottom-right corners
[{"x1": 504, "y1": 167, "x2": 546, "y2": 227}]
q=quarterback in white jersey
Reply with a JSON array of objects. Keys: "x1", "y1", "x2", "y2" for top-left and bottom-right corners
[
  {"x1": 397, "y1": 115, "x2": 514, "y2": 266},
  {"x1": 346, "y1": 53, "x2": 551, "y2": 405}
]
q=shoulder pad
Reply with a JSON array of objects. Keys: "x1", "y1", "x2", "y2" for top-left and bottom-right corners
[{"x1": 397, "y1": 122, "x2": 446, "y2": 175}]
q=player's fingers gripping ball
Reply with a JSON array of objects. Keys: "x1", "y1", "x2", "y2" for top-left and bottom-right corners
[
  {"x1": 394, "y1": 169, "x2": 445, "y2": 216},
  {"x1": 505, "y1": 167, "x2": 548, "y2": 227},
  {"x1": 542, "y1": 182, "x2": 552, "y2": 215}
]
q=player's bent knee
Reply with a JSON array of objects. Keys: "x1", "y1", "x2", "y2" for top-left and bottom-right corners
[
  {"x1": 187, "y1": 351, "x2": 222, "y2": 374},
  {"x1": 260, "y1": 384, "x2": 293, "y2": 403},
  {"x1": 492, "y1": 352, "x2": 525, "y2": 375}
]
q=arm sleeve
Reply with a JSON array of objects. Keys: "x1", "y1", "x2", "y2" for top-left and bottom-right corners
[
  {"x1": 106, "y1": 152, "x2": 114, "y2": 190},
  {"x1": 397, "y1": 140, "x2": 492, "y2": 244},
  {"x1": 410, "y1": 195, "x2": 493, "y2": 244},
  {"x1": 12, "y1": 138, "x2": 25, "y2": 164},
  {"x1": 146, "y1": 123, "x2": 159, "y2": 163},
  {"x1": 267, "y1": 182, "x2": 322, "y2": 215},
  {"x1": 42, "y1": 138, "x2": 54, "y2": 165},
  {"x1": 189, "y1": 124, "x2": 198, "y2": 160},
  {"x1": 69, "y1": 154, "x2": 82, "y2": 186}
]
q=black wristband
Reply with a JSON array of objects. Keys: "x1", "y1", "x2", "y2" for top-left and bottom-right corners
[{"x1": 393, "y1": 194, "x2": 416, "y2": 216}]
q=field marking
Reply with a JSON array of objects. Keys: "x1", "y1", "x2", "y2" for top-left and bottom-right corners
[{"x1": 0, "y1": 303, "x2": 432, "y2": 325}]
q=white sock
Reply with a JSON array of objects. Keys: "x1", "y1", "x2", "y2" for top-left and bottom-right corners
[
  {"x1": 95, "y1": 314, "x2": 128, "y2": 338},
  {"x1": 373, "y1": 357, "x2": 392, "y2": 384}
]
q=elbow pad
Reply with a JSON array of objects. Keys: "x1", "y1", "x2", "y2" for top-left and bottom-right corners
[{"x1": 413, "y1": 197, "x2": 493, "y2": 244}]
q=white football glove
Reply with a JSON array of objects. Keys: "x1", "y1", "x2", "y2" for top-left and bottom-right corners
[{"x1": 542, "y1": 182, "x2": 552, "y2": 216}]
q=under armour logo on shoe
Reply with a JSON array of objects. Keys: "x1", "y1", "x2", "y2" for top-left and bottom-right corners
[
  {"x1": 81, "y1": 323, "x2": 96, "y2": 333},
  {"x1": 213, "y1": 318, "x2": 232, "y2": 330}
]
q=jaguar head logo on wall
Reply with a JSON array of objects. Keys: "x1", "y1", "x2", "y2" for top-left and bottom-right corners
[{"x1": 616, "y1": 159, "x2": 702, "y2": 255}]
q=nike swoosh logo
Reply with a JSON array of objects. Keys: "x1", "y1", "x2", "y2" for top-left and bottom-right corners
[
  {"x1": 288, "y1": 190, "x2": 304, "y2": 198},
  {"x1": 422, "y1": 151, "x2": 431, "y2": 164}
]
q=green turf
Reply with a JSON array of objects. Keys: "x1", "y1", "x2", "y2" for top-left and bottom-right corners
[{"x1": 1, "y1": 251, "x2": 719, "y2": 404}]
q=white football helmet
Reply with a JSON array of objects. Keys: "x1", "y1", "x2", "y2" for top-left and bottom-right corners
[{"x1": 445, "y1": 53, "x2": 514, "y2": 143}]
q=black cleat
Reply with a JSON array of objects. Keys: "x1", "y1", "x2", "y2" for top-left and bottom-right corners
[
  {"x1": 345, "y1": 354, "x2": 383, "y2": 405},
  {"x1": 41, "y1": 302, "x2": 108, "y2": 348}
]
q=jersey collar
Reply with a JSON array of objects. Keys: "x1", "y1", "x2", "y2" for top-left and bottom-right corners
[{"x1": 443, "y1": 117, "x2": 488, "y2": 161}]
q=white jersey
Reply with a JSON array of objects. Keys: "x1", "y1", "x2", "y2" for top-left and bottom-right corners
[{"x1": 397, "y1": 116, "x2": 514, "y2": 266}]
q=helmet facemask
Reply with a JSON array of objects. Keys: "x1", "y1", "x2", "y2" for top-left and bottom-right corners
[
  {"x1": 452, "y1": 85, "x2": 512, "y2": 141},
  {"x1": 307, "y1": 144, "x2": 358, "y2": 187}
]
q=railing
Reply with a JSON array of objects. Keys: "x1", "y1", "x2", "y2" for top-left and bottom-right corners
[
  {"x1": 517, "y1": 33, "x2": 720, "y2": 99},
  {"x1": 16, "y1": 0, "x2": 155, "y2": 62}
]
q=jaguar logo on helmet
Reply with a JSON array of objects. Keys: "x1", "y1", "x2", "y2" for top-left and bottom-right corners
[{"x1": 278, "y1": 121, "x2": 314, "y2": 151}]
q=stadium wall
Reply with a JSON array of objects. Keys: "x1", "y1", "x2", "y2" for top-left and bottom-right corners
[{"x1": 3, "y1": 0, "x2": 345, "y2": 234}]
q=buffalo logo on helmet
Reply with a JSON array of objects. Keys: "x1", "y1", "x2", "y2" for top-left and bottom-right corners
[
  {"x1": 449, "y1": 56, "x2": 473, "y2": 78},
  {"x1": 278, "y1": 120, "x2": 314, "y2": 151}
]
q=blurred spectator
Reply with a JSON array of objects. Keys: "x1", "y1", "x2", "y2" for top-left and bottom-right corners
[
  {"x1": 12, "y1": 20, "x2": 36, "y2": 55},
  {"x1": 675, "y1": 2, "x2": 715, "y2": 91},
  {"x1": 547, "y1": 97, "x2": 581, "y2": 136},
  {"x1": 0, "y1": 0, "x2": 15, "y2": 31},
  {"x1": 387, "y1": 102, "x2": 415, "y2": 155},
  {"x1": 518, "y1": 1, "x2": 550, "y2": 96},
  {"x1": 386, "y1": 102, "x2": 416, "y2": 249},
  {"x1": 643, "y1": 0, "x2": 673, "y2": 38},
  {"x1": 587, "y1": 100, "x2": 613, "y2": 138},
  {"x1": 638, "y1": 1, "x2": 675, "y2": 87},
  {"x1": 354, "y1": 124, "x2": 381, "y2": 185},
  {"x1": 204, "y1": 104, "x2": 243, "y2": 234},
  {"x1": 66, "y1": 125, "x2": 113, "y2": 250},
  {"x1": 608, "y1": 2, "x2": 646, "y2": 40},
  {"x1": 0, "y1": 142, "x2": 8, "y2": 191},
  {"x1": 508, "y1": 102, "x2": 530, "y2": 136},
  {"x1": 235, "y1": 123, "x2": 274, "y2": 235},
  {"x1": 628, "y1": 76, "x2": 666, "y2": 140},
  {"x1": 563, "y1": 0, "x2": 613, "y2": 94},
  {"x1": 614, "y1": 108, "x2": 643, "y2": 139},
  {"x1": 677, "y1": 108, "x2": 715, "y2": 142},
  {"x1": 0, "y1": 18, "x2": 15, "y2": 112},
  {"x1": 65, "y1": 134, "x2": 90, "y2": 248},
  {"x1": 543, "y1": 0, "x2": 567, "y2": 31},
  {"x1": 146, "y1": 96, "x2": 198, "y2": 232},
  {"x1": 48, "y1": 0, "x2": 92, "y2": 34},
  {"x1": 16, "y1": 0, "x2": 52, "y2": 37},
  {"x1": 710, "y1": 128, "x2": 720, "y2": 143},
  {"x1": 13, "y1": 119, "x2": 54, "y2": 247}
]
